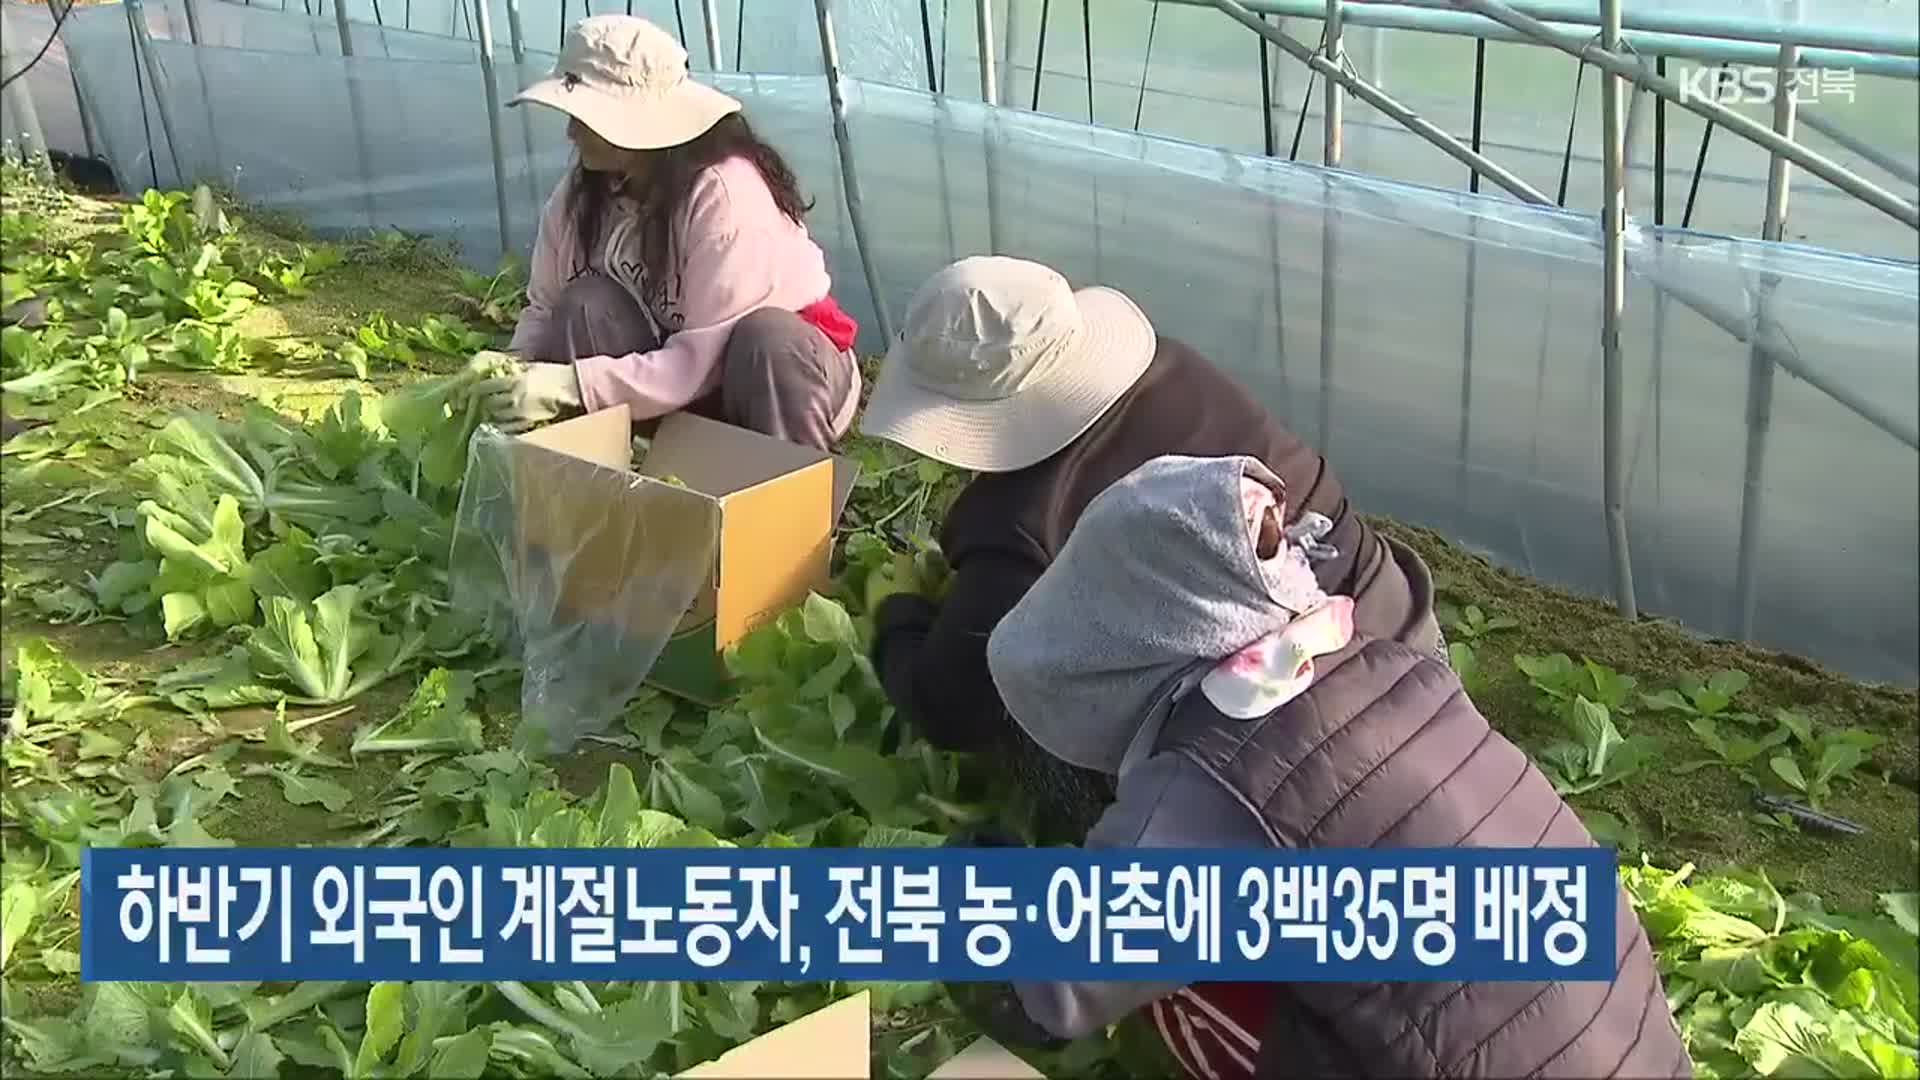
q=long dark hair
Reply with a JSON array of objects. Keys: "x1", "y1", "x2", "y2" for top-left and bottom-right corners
[{"x1": 569, "y1": 112, "x2": 812, "y2": 276}]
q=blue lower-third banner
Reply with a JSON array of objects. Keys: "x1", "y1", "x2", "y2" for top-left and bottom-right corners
[{"x1": 80, "y1": 846, "x2": 1617, "y2": 983}]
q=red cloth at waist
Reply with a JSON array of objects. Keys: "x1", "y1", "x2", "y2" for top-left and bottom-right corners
[
  {"x1": 797, "y1": 295, "x2": 859, "y2": 353},
  {"x1": 1147, "y1": 983, "x2": 1277, "y2": 1080}
]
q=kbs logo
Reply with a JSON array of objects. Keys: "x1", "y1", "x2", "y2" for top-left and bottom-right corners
[{"x1": 1676, "y1": 65, "x2": 1857, "y2": 106}]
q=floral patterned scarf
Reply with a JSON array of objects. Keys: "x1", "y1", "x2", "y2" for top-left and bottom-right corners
[{"x1": 1200, "y1": 476, "x2": 1355, "y2": 720}]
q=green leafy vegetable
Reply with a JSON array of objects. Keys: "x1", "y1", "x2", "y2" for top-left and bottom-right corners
[
  {"x1": 1643, "y1": 669, "x2": 1759, "y2": 723},
  {"x1": 8, "y1": 169, "x2": 1913, "y2": 1080},
  {"x1": 1625, "y1": 861, "x2": 1919, "y2": 1079},
  {"x1": 1535, "y1": 695, "x2": 1654, "y2": 797},
  {"x1": 138, "y1": 494, "x2": 256, "y2": 640},
  {"x1": 1438, "y1": 602, "x2": 1519, "y2": 642},
  {"x1": 352, "y1": 668, "x2": 483, "y2": 756},
  {"x1": 1515, "y1": 653, "x2": 1640, "y2": 714},
  {"x1": 247, "y1": 586, "x2": 422, "y2": 705}
]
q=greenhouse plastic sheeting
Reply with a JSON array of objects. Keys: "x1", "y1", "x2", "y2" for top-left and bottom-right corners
[
  {"x1": 99, "y1": 0, "x2": 1920, "y2": 263},
  {"x1": 225, "y1": 0, "x2": 1920, "y2": 80},
  {"x1": 1612, "y1": 0, "x2": 1920, "y2": 38},
  {"x1": 60, "y1": 24, "x2": 1919, "y2": 683},
  {"x1": 201, "y1": 0, "x2": 928, "y2": 82},
  {"x1": 917, "y1": 0, "x2": 1918, "y2": 262},
  {"x1": 802, "y1": 84, "x2": 1915, "y2": 683},
  {"x1": 63, "y1": 16, "x2": 565, "y2": 248},
  {"x1": 1, "y1": 2, "x2": 93, "y2": 157},
  {"x1": 153, "y1": 0, "x2": 490, "y2": 63},
  {"x1": 449, "y1": 426, "x2": 720, "y2": 754}
]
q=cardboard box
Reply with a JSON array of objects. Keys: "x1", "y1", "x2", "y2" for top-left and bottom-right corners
[
  {"x1": 511, "y1": 404, "x2": 859, "y2": 706},
  {"x1": 927, "y1": 1037, "x2": 1048, "y2": 1079},
  {"x1": 672, "y1": 991, "x2": 1047, "y2": 1079},
  {"x1": 676, "y1": 991, "x2": 870, "y2": 1079}
]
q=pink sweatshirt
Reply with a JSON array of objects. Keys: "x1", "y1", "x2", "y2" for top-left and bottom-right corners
[{"x1": 510, "y1": 156, "x2": 860, "y2": 426}]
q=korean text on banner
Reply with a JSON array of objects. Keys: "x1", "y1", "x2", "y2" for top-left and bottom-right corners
[{"x1": 81, "y1": 847, "x2": 1617, "y2": 984}]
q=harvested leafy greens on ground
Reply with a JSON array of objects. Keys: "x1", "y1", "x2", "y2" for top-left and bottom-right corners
[
  {"x1": 1626, "y1": 862, "x2": 1918, "y2": 1079},
  {"x1": 2, "y1": 160, "x2": 1916, "y2": 1080}
]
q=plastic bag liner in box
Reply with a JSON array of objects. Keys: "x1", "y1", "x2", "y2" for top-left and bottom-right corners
[{"x1": 448, "y1": 424, "x2": 719, "y2": 755}]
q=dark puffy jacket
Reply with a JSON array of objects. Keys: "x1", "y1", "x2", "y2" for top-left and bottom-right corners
[{"x1": 1153, "y1": 633, "x2": 1691, "y2": 1079}]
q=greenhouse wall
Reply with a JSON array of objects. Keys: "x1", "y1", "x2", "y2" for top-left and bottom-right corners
[
  {"x1": 1, "y1": 2, "x2": 97, "y2": 159},
  {"x1": 25, "y1": 0, "x2": 1910, "y2": 260},
  {"x1": 20, "y1": 0, "x2": 1920, "y2": 686}
]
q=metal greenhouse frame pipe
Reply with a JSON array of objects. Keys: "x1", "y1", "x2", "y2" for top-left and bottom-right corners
[
  {"x1": 1316, "y1": 1, "x2": 1343, "y2": 453},
  {"x1": 974, "y1": 0, "x2": 1005, "y2": 253},
  {"x1": 1454, "y1": 38, "x2": 1486, "y2": 502},
  {"x1": 1211, "y1": 0, "x2": 1551, "y2": 205},
  {"x1": 999, "y1": 0, "x2": 1019, "y2": 103},
  {"x1": 983, "y1": 119, "x2": 1006, "y2": 256},
  {"x1": 340, "y1": 30, "x2": 382, "y2": 234},
  {"x1": 1618, "y1": 53, "x2": 1658, "y2": 499},
  {"x1": 318, "y1": 0, "x2": 381, "y2": 237},
  {"x1": 472, "y1": 0, "x2": 513, "y2": 256},
  {"x1": 1650, "y1": 271, "x2": 1918, "y2": 452},
  {"x1": 1157, "y1": 0, "x2": 1919, "y2": 77},
  {"x1": 1345, "y1": 0, "x2": 1918, "y2": 56},
  {"x1": 814, "y1": 0, "x2": 895, "y2": 342},
  {"x1": 505, "y1": 0, "x2": 528, "y2": 63},
  {"x1": 1798, "y1": 110, "x2": 1920, "y2": 189},
  {"x1": 1317, "y1": 188, "x2": 1339, "y2": 454},
  {"x1": 1265, "y1": 162, "x2": 1294, "y2": 420},
  {"x1": 975, "y1": 0, "x2": 999, "y2": 104},
  {"x1": 333, "y1": 0, "x2": 353, "y2": 52},
  {"x1": 1735, "y1": 42, "x2": 1800, "y2": 641},
  {"x1": 700, "y1": 0, "x2": 723, "y2": 72},
  {"x1": 1323, "y1": 0, "x2": 1342, "y2": 167},
  {"x1": 505, "y1": 0, "x2": 544, "y2": 213},
  {"x1": 1598, "y1": 0, "x2": 1635, "y2": 620},
  {"x1": 1211, "y1": 0, "x2": 1919, "y2": 456},
  {"x1": 1445, "y1": 0, "x2": 1920, "y2": 230}
]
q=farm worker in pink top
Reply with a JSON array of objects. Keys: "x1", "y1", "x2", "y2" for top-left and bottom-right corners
[{"x1": 472, "y1": 15, "x2": 862, "y2": 451}]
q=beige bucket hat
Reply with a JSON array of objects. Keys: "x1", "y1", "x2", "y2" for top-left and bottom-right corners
[
  {"x1": 859, "y1": 256, "x2": 1158, "y2": 473},
  {"x1": 509, "y1": 15, "x2": 742, "y2": 150}
]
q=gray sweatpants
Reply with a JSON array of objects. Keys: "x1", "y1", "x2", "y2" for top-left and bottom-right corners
[{"x1": 532, "y1": 272, "x2": 858, "y2": 452}]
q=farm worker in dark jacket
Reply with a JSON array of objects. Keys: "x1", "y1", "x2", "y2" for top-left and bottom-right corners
[
  {"x1": 860, "y1": 255, "x2": 1439, "y2": 832},
  {"x1": 472, "y1": 15, "x2": 861, "y2": 450},
  {"x1": 951, "y1": 453, "x2": 1691, "y2": 1080}
]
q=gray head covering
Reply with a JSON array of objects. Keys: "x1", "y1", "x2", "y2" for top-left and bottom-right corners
[{"x1": 986, "y1": 453, "x2": 1323, "y2": 775}]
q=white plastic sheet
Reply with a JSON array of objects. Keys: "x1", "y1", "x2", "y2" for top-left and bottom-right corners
[{"x1": 449, "y1": 425, "x2": 720, "y2": 753}]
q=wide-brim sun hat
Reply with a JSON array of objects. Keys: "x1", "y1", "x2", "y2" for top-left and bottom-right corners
[
  {"x1": 858, "y1": 256, "x2": 1158, "y2": 474},
  {"x1": 509, "y1": 14, "x2": 742, "y2": 151}
]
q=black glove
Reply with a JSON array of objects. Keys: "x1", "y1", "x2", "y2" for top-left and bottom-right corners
[
  {"x1": 872, "y1": 592, "x2": 939, "y2": 756},
  {"x1": 878, "y1": 713, "x2": 907, "y2": 757},
  {"x1": 944, "y1": 981, "x2": 1071, "y2": 1051},
  {"x1": 870, "y1": 592, "x2": 938, "y2": 668}
]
